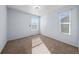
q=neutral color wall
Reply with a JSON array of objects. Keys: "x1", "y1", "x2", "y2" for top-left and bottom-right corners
[
  {"x1": 40, "y1": 6, "x2": 78, "y2": 47},
  {"x1": 7, "y1": 8, "x2": 32, "y2": 40},
  {"x1": 7, "y1": 8, "x2": 40, "y2": 40},
  {"x1": 0, "y1": 6, "x2": 7, "y2": 53},
  {"x1": 77, "y1": 6, "x2": 79, "y2": 48}
]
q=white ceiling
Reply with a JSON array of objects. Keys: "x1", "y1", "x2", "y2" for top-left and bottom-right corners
[{"x1": 7, "y1": 5, "x2": 65, "y2": 16}]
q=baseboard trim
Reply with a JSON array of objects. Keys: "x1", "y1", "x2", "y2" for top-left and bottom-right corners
[
  {"x1": 0, "y1": 48, "x2": 3, "y2": 53},
  {"x1": 41, "y1": 34, "x2": 78, "y2": 48},
  {"x1": 0, "y1": 41, "x2": 7, "y2": 54},
  {"x1": 8, "y1": 34, "x2": 40, "y2": 42}
]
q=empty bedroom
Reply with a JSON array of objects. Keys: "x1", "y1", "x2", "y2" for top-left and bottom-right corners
[{"x1": 0, "y1": 5, "x2": 79, "y2": 54}]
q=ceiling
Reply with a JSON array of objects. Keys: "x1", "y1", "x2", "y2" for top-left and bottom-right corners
[{"x1": 7, "y1": 5, "x2": 65, "y2": 16}]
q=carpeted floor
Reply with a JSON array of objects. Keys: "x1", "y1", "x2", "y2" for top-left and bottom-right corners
[{"x1": 1, "y1": 35, "x2": 78, "y2": 54}]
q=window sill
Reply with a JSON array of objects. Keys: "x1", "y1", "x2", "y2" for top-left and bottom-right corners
[{"x1": 61, "y1": 32, "x2": 70, "y2": 35}]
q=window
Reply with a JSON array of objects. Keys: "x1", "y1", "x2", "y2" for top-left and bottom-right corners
[
  {"x1": 31, "y1": 16, "x2": 40, "y2": 30},
  {"x1": 58, "y1": 10, "x2": 71, "y2": 35}
]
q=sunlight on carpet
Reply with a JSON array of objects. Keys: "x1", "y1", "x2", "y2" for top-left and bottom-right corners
[{"x1": 32, "y1": 37, "x2": 51, "y2": 54}]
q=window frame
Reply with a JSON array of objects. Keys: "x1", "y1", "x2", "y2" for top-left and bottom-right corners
[{"x1": 58, "y1": 10, "x2": 71, "y2": 35}]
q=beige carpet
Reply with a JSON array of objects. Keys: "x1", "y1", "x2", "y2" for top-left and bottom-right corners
[
  {"x1": 32, "y1": 37, "x2": 51, "y2": 54},
  {"x1": 1, "y1": 35, "x2": 78, "y2": 54}
]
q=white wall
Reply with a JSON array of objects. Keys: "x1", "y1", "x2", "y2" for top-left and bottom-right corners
[
  {"x1": 0, "y1": 6, "x2": 7, "y2": 53},
  {"x1": 7, "y1": 8, "x2": 31, "y2": 40},
  {"x1": 40, "y1": 6, "x2": 78, "y2": 47},
  {"x1": 7, "y1": 8, "x2": 40, "y2": 40},
  {"x1": 77, "y1": 6, "x2": 79, "y2": 48}
]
